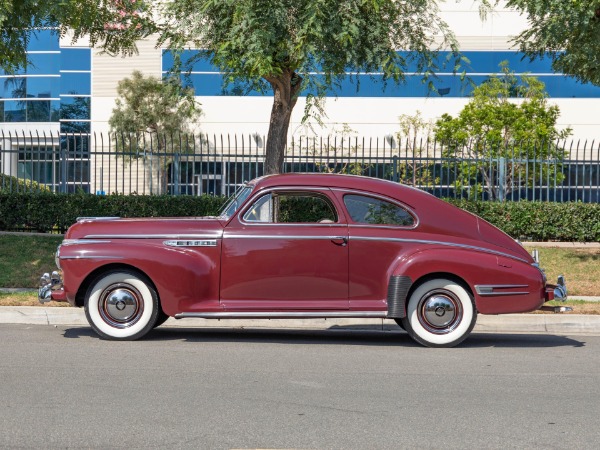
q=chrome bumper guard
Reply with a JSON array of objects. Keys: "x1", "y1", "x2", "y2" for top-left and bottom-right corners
[
  {"x1": 38, "y1": 271, "x2": 63, "y2": 304},
  {"x1": 542, "y1": 275, "x2": 571, "y2": 313},
  {"x1": 551, "y1": 275, "x2": 568, "y2": 302}
]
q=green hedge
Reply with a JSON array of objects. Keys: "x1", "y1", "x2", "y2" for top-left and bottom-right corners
[
  {"x1": 1, "y1": 192, "x2": 599, "y2": 242},
  {"x1": 0, "y1": 193, "x2": 227, "y2": 233},
  {"x1": 447, "y1": 199, "x2": 600, "y2": 242}
]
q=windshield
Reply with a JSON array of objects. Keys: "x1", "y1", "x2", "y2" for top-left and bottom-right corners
[{"x1": 219, "y1": 185, "x2": 253, "y2": 219}]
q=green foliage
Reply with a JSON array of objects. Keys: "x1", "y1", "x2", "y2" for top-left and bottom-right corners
[
  {"x1": 158, "y1": 0, "x2": 464, "y2": 173},
  {"x1": 109, "y1": 70, "x2": 202, "y2": 153},
  {"x1": 507, "y1": 0, "x2": 600, "y2": 86},
  {"x1": 434, "y1": 63, "x2": 571, "y2": 200},
  {"x1": 278, "y1": 196, "x2": 336, "y2": 223},
  {"x1": 109, "y1": 70, "x2": 203, "y2": 193},
  {"x1": 447, "y1": 199, "x2": 600, "y2": 242},
  {"x1": 0, "y1": 193, "x2": 227, "y2": 233},
  {"x1": 0, "y1": 0, "x2": 156, "y2": 73},
  {"x1": 0, "y1": 174, "x2": 50, "y2": 193}
]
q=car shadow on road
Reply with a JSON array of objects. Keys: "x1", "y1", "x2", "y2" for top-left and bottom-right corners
[{"x1": 61, "y1": 326, "x2": 586, "y2": 348}]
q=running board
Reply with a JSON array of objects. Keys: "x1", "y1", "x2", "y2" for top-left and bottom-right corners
[{"x1": 173, "y1": 311, "x2": 388, "y2": 320}]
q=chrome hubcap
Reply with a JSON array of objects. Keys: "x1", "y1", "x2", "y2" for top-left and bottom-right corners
[
  {"x1": 417, "y1": 289, "x2": 462, "y2": 334},
  {"x1": 99, "y1": 283, "x2": 144, "y2": 328}
]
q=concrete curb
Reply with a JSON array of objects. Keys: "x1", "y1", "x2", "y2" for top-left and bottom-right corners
[{"x1": 2, "y1": 306, "x2": 600, "y2": 335}]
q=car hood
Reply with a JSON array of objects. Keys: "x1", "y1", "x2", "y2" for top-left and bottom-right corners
[{"x1": 64, "y1": 216, "x2": 224, "y2": 240}]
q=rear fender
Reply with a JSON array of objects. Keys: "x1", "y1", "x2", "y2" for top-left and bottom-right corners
[{"x1": 391, "y1": 247, "x2": 545, "y2": 314}]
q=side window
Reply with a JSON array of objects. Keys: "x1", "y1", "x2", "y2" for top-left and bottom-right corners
[
  {"x1": 243, "y1": 192, "x2": 337, "y2": 223},
  {"x1": 243, "y1": 194, "x2": 273, "y2": 222},
  {"x1": 343, "y1": 194, "x2": 414, "y2": 226}
]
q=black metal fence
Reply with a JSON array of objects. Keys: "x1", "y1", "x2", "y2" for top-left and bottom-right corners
[{"x1": 1, "y1": 131, "x2": 599, "y2": 202}]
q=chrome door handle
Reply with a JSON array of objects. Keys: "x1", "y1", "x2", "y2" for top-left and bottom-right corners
[{"x1": 331, "y1": 236, "x2": 348, "y2": 246}]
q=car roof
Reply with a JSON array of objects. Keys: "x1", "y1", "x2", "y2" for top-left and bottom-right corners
[{"x1": 250, "y1": 173, "x2": 432, "y2": 205}]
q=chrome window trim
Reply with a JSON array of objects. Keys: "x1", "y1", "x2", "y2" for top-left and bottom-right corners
[
  {"x1": 236, "y1": 222, "x2": 347, "y2": 228},
  {"x1": 350, "y1": 236, "x2": 530, "y2": 263},
  {"x1": 238, "y1": 187, "x2": 342, "y2": 226},
  {"x1": 475, "y1": 284, "x2": 530, "y2": 296},
  {"x1": 174, "y1": 311, "x2": 387, "y2": 319},
  {"x1": 84, "y1": 234, "x2": 222, "y2": 240},
  {"x1": 332, "y1": 188, "x2": 419, "y2": 229}
]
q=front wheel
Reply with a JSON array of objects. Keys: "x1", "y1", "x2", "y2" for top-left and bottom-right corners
[
  {"x1": 400, "y1": 279, "x2": 476, "y2": 348},
  {"x1": 84, "y1": 270, "x2": 159, "y2": 340}
]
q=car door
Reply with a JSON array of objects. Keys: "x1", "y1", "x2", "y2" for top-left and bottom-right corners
[
  {"x1": 334, "y1": 190, "x2": 417, "y2": 311},
  {"x1": 220, "y1": 188, "x2": 349, "y2": 311}
]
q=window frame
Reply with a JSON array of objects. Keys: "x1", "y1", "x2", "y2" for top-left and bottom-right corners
[
  {"x1": 239, "y1": 188, "x2": 342, "y2": 226},
  {"x1": 341, "y1": 191, "x2": 418, "y2": 229}
]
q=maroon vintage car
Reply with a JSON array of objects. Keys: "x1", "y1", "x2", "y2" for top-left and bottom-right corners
[{"x1": 39, "y1": 173, "x2": 567, "y2": 347}]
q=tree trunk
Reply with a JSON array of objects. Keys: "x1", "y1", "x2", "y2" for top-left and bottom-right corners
[{"x1": 264, "y1": 71, "x2": 302, "y2": 175}]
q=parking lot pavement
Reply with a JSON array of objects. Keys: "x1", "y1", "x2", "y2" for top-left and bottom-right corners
[{"x1": 1, "y1": 306, "x2": 600, "y2": 335}]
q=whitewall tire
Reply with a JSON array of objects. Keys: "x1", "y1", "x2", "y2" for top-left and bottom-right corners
[
  {"x1": 84, "y1": 270, "x2": 159, "y2": 340},
  {"x1": 400, "y1": 278, "x2": 476, "y2": 348}
]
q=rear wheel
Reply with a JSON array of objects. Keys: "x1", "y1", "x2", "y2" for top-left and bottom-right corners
[
  {"x1": 84, "y1": 270, "x2": 159, "y2": 340},
  {"x1": 400, "y1": 278, "x2": 476, "y2": 348}
]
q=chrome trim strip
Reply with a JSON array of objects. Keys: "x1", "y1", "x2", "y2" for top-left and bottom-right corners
[
  {"x1": 164, "y1": 239, "x2": 218, "y2": 247},
  {"x1": 350, "y1": 236, "x2": 530, "y2": 263},
  {"x1": 84, "y1": 234, "x2": 222, "y2": 240},
  {"x1": 77, "y1": 217, "x2": 120, "y2": 222},
  {"x1": 475, "y1": 284, "x2": 530, "y2": 296},
  {"x1": 61, "y1": 239, "x2": 112, "y2": 245},
  {"x1": 174, "y1": 311, "x2": 387, "y2": 319},
  {"x1": 224, "y1": 234, "x2": 347, "y2": 241},
  {"x1": 60, "y1": 255, "x2": 125, "y2": 260}
]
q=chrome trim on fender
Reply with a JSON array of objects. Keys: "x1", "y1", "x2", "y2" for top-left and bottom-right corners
[
  {"x1": 59, "y1": 255, "x2": 125, "y2": 260},
  {"x1": 350, "y1": 236, "x2": 531, "y2": 264},
  {"x1": 475, "y1": 284, "x2": 530, "y2": 296},
  {"x1": 164, "y1": 240, "x2": 218, "y2": 247},
  {"x1": 61, "y1": 239, "x2": 112, "y2": 245},
  {"x1": 174, "y1": 311, "x2": 387, "y2": 319}
]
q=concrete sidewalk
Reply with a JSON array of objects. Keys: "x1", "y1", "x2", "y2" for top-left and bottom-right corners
[{"x1": 2, "y1": 306, "x2": 600, "y2": 335}]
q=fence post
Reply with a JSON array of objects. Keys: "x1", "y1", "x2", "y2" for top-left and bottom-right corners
[
  {"x1": 392, "y1": 155, "x2": 399, "y2": 182},
  {"x1": 60, "y1": 137, "x2": 68, "y2": 193},
  {"x1": 498, "y1": 156, "x2": 506, "y2": 201},
  {"x1": 173, "y1": 152, "x2": 180, "y2": 196}
]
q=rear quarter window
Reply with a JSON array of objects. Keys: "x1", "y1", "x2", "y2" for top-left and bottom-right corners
[{"x1": 343, "y1": 194, "x2": 414, "y2": 226}]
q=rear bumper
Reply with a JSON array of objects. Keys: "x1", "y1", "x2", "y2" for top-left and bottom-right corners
[{"x1": 544, "y1": 275, "x2": 568, "y2": 302}]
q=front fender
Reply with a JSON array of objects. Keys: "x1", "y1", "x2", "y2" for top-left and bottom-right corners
[
  {"x1": 392, "y1": 247, "x2": 546, "y2": 314},
  {"x1": 59, "y1": 239, "x2": 221, "y2": 316}
]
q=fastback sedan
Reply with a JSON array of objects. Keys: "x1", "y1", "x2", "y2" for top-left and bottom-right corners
[{"x1": 39, "y1": 173, "x2": 567, "y2": 347}]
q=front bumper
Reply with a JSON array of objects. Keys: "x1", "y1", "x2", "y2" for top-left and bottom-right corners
[{"x1": 38, "y1": 271, "x2": 67, "y2": 304}]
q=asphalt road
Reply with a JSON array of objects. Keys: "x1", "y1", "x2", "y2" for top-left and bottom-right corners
[{"x1": 1, "y1": 325, "x2": 599, "y2": 449}]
